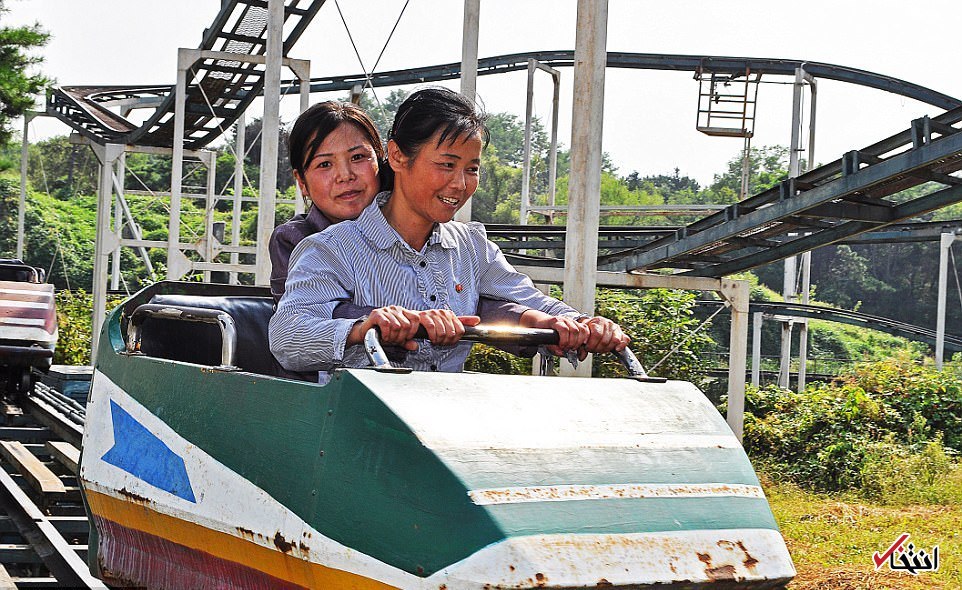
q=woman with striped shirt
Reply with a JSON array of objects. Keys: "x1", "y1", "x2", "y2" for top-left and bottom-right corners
[{"x1": 269, "y1": 88, "x2": 628, "y2": 377}]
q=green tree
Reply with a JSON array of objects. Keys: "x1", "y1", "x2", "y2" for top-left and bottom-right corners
[{"x1": 0, "y1": 1, "x2": 49, "y2": 145}]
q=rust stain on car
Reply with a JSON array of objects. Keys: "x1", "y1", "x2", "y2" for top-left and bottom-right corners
[
  {"x1": 705, "y1": 564, "x2": 737, "y2": 581},
  {"x1": 273, "y1": 531, "x2": 293, "y2": 553},
  {"x1": 117, "y1": 487, "x2": 150, "y2": 504}
]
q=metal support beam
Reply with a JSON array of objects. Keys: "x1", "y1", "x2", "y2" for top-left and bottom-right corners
[
  {"x1": 231, "y1": 111, "x2": 246, "y2": 284},
  {"x1": 562, "y1": 0, "x2": 608, "y2": 377},
  {"x1": 169, "y1": 50, "x2": 189, "y2": 280},
  {"x1": 521, "y1": 59, "x2": 561, "y2": 227},
  {"x1": 289, "y1": 59, "x2": 312, "y2": 216},
  {"x1": 797, "y1": 250, "x2": 811, "y2": 392},
  {"x1": 936, "y1": 231, "x2": 959, "y2": 369},
  {"x1": 751, "y1": 311, "x2": 763, "y2": 387},
  {"x1": 18, "y1": 112, "x2": 36, "y2": 261},
  {"x1": 90, "y1": 143, "x2": 124, "y2": 360},
  {"x1": 255, "y1": 0, "x2": 284, "y2": 286},
  {"x1": 454, "y1": 0, "x2": 480, "y2": 224}
]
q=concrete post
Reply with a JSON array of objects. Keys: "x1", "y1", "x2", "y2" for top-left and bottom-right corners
[
  {"x1": 255, "y1": 0, "x2": 284, "y2": 286},
  {"x1": 562, "y1": 0, "x2": 608, "y2": 377},
  {"x1": 455, "y1": 0, "x2": 480, "y2": 224},
  {"x1": 723, "y1": 279, "x2": 750, "y2": 441}
]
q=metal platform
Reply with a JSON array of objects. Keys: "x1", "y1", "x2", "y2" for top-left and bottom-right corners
[{"x1": 46, "y1": 0, "x2": 324, "y2": 149}]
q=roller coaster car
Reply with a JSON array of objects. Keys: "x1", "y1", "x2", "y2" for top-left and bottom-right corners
[
  {"x1": 81, "y1": 281, "x2": 794, "y2": 589},
  {"x1": 0, "y1": 259, "x2": 56, "y2": 394}
]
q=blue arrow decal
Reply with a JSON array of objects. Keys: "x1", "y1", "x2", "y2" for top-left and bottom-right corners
[{"x1": 101, "y1": 400, "x2": 196, "y2": 503}]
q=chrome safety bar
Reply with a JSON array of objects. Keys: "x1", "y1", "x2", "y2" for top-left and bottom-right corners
[{"x1": 127, "y1": 304, "x2": 239, "y2": 370}]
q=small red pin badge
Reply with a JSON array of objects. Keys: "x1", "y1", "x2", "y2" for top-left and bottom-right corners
[{"x1": 455, "y1": 283, "x2": 463, "y2": 293}]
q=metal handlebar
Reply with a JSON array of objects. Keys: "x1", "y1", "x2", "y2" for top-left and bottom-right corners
[
  {"x1": 127, "y1": 303, "x2": 239, "y2": 370},
  {"x1": 363, "y1": 324, "x2": 666, "y2": 382}
]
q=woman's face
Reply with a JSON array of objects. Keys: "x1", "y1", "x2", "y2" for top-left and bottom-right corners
[
  {"x1": 389, "y1": 130, "x2": 483, "y2": 226},
  {"x1": 295, "y1": 122, "x2": 380, "y2": 224}
]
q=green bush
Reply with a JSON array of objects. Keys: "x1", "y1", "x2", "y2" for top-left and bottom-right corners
[
  {"x1": 53, "y1": 290, "x2": 125, "y2": 366},
  {"x1": 743, "y1": 354, "x2": 962, "y2": 498}
]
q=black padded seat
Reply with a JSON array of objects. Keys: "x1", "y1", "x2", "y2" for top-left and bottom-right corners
[{"x1": 140, "y1": 295, "x2": 282, "y2": 377}]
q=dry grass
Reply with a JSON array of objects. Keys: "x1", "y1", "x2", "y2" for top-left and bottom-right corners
[{"x1": 761, "y1": 475, "x2": 961, "y2": 589}]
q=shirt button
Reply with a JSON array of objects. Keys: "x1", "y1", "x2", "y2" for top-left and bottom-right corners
[
  {"x1": 430, "y1": 295, "x2": 437, "y2": 302},
  {"x1": 430, "y1": 364, "x2": 438, "y2": 371},
  {"x1": 419, "y1": 261, "x2": 426, "y2": 268}
]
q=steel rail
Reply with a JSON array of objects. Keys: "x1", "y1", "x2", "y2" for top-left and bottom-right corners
[
  {"x1": 695, "y1": 299, "x2": 962, "y2": 352},
  {"x1": 295, "y1": 50, "x2": 962, "y2": 110},
  {"x1": 0, "y1": 385, "x2": 100, "y2": 588}
]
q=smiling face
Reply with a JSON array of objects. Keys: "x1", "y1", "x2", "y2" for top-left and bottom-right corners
[
  {"x1": 295, "y1": 122, "x2": 380, "y2": 224},
  {"x1": 385, "y1": 130, "x2": 483, "y2": 245}
]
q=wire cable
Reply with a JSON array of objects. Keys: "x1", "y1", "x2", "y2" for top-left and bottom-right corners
[{"x1": 647, "y1": 300, "x2": 730, "y2": 374}]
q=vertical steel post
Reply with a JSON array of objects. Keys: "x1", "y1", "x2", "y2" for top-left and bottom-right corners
[
  {"x1": 724, "y1": 279, "x2": 750, "y2": 441},
  {"x1": 169, "y1": 50, "x2": 189, "y2": 279},
  {"x1": 255, "y1": 0, "x2": 284, "y2": 285},
  {"x1": 752, "y1": 311, "x2": 762, "y2": 387},
  {"x1": 797, "y1": 76, "x2": 816, "y2": 392},
  {"x1": 520, "y1": 59, "x2": 537, "y2": 226},
  {"x1": 110, "y1": 158, "x2": 123, "y2": 291},
  {"x1": 17, "y1": 113, "x2": 35, "y2": 261},
  {"x1": 454, "y1": 0, "x2": 481, "y2": 224},
  {"x1": 231, "y1": 112, "x2": 246, "y2": 285},
  {"x1": 92, "y1": 143, "x2": 123, "y2": 360},
  {"x1": 548, "y1": 66, "x2": 560, "y2": 218},
  {"x1": 203, "y1": 150, "x2": 217, "y2": 282},
  {"x1": 779, "y1": 66, "x2": 807, "y2": 388},
  {"x1": 562, "y1": 0, "x2": 608, "y2": 377},
  {"x1": 936, "y1": 231, "x2": 957, "y2": 369},
  {"x1": 291, "y1": 59, "x2": 312, "y2": 216}
]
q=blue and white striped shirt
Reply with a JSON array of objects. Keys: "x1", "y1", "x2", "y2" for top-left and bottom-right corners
[{"x1": 269, "y1": 193, "x2": 581, "y2": 375}]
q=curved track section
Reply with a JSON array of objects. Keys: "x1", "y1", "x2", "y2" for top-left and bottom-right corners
[
  {"x1": 301, "y1": 50, "x2": 962, "y2": 110},
  {"x1": 46, "y1": 0, "x2": 325, "y2": 149},
  {"x1": 698, "y1": 299, "x2": 962, "y2": 353}
]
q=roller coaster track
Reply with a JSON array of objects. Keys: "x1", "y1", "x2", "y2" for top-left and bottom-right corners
[
  {"x1": 697, "y1": 299, "x2": 962, "y2": 353},
  {"x1": 489, "y1": 219, "x2": 962, "y2": 266},
  {"x1": 298, "y1": 50, "x2": 962, "y2": 111},
  {"x1": 488, "y1": 107, "x2": 962, "y2": 276},
  {"x1": 45, "y1": 8, "x2": 962, "y2": 277},
  {"x1": 0, "y1": 383, "x2": 100, "y2": 588},
  {"x1": 46, "y1": 0, "x2": 325, "y2": 149}
]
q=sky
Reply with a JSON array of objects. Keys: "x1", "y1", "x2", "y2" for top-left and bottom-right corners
[{"x1": 6, "y1": 0, "x2": 961, "y2": 187}]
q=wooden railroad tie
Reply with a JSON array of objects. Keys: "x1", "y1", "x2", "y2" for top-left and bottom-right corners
[{"x1": 0, "y1": 440, "x2": 66, "y2": 497}]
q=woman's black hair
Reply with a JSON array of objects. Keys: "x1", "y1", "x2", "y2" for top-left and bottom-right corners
[
  {"x1": 388, "y1": 87, "x2": 490, "y2": 159},
  {"x1": 288, "y1": 101, "x2": 385, "y2": 179}
]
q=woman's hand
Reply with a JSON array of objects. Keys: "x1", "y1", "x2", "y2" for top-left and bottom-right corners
[
  {"x1": 520, "y1": 310, "x2": 590, "y2": 357},
  {"x1": 349, "y1": 305, "x2": 421, "y2": 350},
  {"x1": 348, "y1": 306, "x2": 480, "y2": 350},
  {"x1": 416, "y1": 309, "x2": 480, "y2": 346},
  {"x1": 579, "y1": 316, "x2": 630, "y2": 356}
]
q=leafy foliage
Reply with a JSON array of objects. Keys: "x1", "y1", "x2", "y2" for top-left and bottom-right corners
[
  {"x1": 0, "y1": 2, "x2": 50, "y2": 145},
  {"x1": 53, "y1": 290, "x2": 124, "y2": 365},
  {"x1": 743, "y1": 355, "x2": 962, "y2": 497}
]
